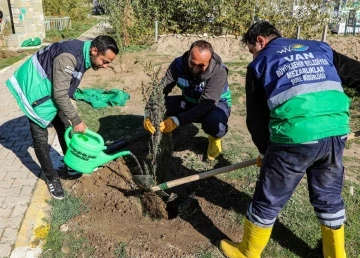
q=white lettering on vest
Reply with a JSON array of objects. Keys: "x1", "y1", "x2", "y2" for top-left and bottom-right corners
[{"x1": 284, "y1": 52, "x2": 315, "y2": 62}]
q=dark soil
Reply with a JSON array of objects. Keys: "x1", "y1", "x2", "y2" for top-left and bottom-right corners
[{"x1": 64, "y1": 153, "x2": 253, "y2": 258}]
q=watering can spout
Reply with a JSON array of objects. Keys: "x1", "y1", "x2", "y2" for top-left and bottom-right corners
[{"x1": 95, "y1": 150, "x2": 131, "y2": 168}]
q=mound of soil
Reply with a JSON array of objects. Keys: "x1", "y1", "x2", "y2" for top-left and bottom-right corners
[
  {"x1": 328, "y1": 36, "x2": 360, "y2": 60},
  {"x1": 64, "y1": 157, "x2": 251, "y2": 257},
  {"x1": 154, "y1": 35, "x2": 251, "y2": 62},
  {"x1": 154, "y1": 34, "x2": 360, "y2": 62}
]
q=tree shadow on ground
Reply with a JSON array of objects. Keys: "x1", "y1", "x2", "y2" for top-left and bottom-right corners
[
  {"x1": 168, "y1": 128, "x2": 322, "y2": 257},
  {"x1": 98, "y1": 116, "x2": 322, "y2": 257},
  {"x1": 97, "y1": 114, "x2": 146, "y2": 143},
  {"x1": 164, "y1": 155, "x2": 323, "y2": 257},
  {"x1": 0, "y1": 116, "x2": 63, "y2": 181},
  {"x1": 185, "y1": 176, "x2": 322, "y2": 257}
]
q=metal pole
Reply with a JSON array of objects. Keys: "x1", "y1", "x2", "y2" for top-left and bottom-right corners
[
  {"x1": 7, "y1": 0, "x2": 15, "y2": 34},
  {"x1": 296, "y1": 25, "x2": 300, "y2": 39},
  {"x1": 322, "y1": 24, "x2": 328, "y2": 42},
  {"x1": 155, "y1": 20, "x2": 158, "y2": 42}
]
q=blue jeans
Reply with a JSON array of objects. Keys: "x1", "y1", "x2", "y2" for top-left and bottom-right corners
[
  {"x1": 247, "y1": 135, "x2": 347, "y2": 229},
  {"x1": 165, "y1": 95, "x2": 231, "y2": 138}
]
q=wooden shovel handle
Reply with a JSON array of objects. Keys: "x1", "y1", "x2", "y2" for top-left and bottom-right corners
[
  {"x1": 152, "y1": 130, "x2": 360, "y2": 192},
  {"x1": 151, "y1": 158, "x2": 257, "y2": 192}
]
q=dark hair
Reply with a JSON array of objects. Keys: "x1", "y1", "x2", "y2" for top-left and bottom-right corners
[
  {"x1": 0, "y1": 11, "x2": 3, "y2": 19},
  {"x1": 241, "y1": 21, "x2": 282, "y2": 45},
  {"x1": 91, "y1": 35, "x2": 119, "y2": 55},
  {"x1": 189, "y1": 40, "x2": 214, "y2": 55}
]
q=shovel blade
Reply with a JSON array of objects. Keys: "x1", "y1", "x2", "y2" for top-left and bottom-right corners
[
  {"x1": 132, "y1": 174, "x2": 157, "y2": 190},
  {"x1": 154, "y1": 190, "x2": 170, "y2": 197},
  {"x1": 132, "y1": 175, "x2": 169, "y2": 197}
]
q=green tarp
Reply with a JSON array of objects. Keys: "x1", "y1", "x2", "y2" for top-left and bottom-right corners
[
  {"x1": 21, "y1": 37, "x2": 41, "y2": 47},
  {"x1": 73, "y1": 88, "x2": 130, "y2": 109}
]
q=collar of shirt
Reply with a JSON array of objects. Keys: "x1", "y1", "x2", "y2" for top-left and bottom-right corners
[{"x1": 83, "y1": 41, "x2": 92, "y2": 69}]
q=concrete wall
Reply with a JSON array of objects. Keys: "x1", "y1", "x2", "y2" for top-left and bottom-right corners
[{"x1": 0, "y1": 0, "x2": 45, "y2": 48}]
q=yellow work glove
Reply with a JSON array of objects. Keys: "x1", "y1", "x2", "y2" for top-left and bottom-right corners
[
  {"x1": 144, "y1": 117, "x2": 156, "y2": 134},
  {"x1": 160, "y1": 116, "x2": 180, "y2": 133},
  {"x1": 256, "y1": 153, "x2": 264, "y2": 167}
]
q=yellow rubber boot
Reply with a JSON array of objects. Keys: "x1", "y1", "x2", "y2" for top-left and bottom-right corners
[
  {"x1": 207, "y1": 136, "x2": 222, "y2": 160},
  {"x1": 219, "y1": 218, "x2": 272, "y2": 258},
  {"x1": 321, "y1": 225, "x2": 346, "y2": 258}
]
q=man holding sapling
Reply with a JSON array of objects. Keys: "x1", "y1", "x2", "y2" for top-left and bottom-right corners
[{"x1": 144, "y1": 40, "x2": 232, "y2": 161}]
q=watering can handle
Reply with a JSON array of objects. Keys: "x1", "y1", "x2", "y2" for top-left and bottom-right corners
[
  {"x1": 83, "y1": 128, "x2": 105, "y2": 146},
  {"x1": 64, "y1": 126, "x2": 105, "y2": 147},
  {"x1": 64, "y1": 126, "x2": 73, "y2": 147}
]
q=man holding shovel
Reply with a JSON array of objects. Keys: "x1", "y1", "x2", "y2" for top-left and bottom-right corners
[
  {"x1": 6, "y1": 35, "x2": 119, "y2": 200},
  {"x1": 219, "y1": 21, "x2": 360, "y2": 257},
  {"x1": 144, "y1": 40, "x2": 232, "y2": 160}
]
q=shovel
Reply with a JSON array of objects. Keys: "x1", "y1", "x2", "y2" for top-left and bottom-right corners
[
  {"x1": 132, "y1": 158, "x2": 257, "y2": 197},
  {"x1": 133, "y1": 130, "x2": 360, "y2": 197},
  {"x1": 151, "y1": 158, "x2": 257, "y2": 193}
]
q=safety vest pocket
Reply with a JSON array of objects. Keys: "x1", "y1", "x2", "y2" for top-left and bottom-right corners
[{"x1": 32, "y1": 96, "x2": 51, "y2": 107}]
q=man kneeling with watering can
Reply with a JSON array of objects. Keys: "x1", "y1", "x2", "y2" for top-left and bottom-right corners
[
  {"x1": 6, "y1": 36, "x2": 119, "y2": 200},
  {"x1": 144, "y1": 40, "x2": 232, "y2": 160}
]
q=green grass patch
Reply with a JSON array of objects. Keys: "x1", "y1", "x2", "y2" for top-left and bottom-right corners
[
  {"x1": 224, "y1": 61, "x2": 248, "y2": 77},
  {"x1": 228, "y1": 82, "x2": 246, "y2": 115},
  {"x1": 77, "y1": 101, "x2": 144, "y2": 143},
  {"x1": 227, "y1": 69, "x2": 236, "y2": 76},
  {"x1": 42, "y1": 192, "x2": 92, "y2": 258},
  {"x1": 44, "y1": 18, "x2": 99, "y2": 43},
  {"x1": 123, "y1": 45, "x2": 150, "y2": 52},
  {"x1": 224, "y1": 61, "x2": 249, "y2": 68},
  {"x1": 230, "y1": 83, "x2": 245, "y2": 102},
  {"x1": 346, "y1": 87, "x2": 360, "y2": 129},
  {"x1": 0, "y1": 49, "x2": 39, "y2": 70},
  {"x1": 239, "y1": 69, "x2": 247, "y2": 77},
  {"x1": 343, "y1": 182, "x2": 360, "y2": 256},
  {"x1": 114, "y1": 242, "x2": 128, "y2": 258},
  {"x1": 0, "y1": 18, "x2": 97, "y2": 70},
  {"x1": 195, "y1": 250, "x2": 215, "y2": 258},
  {"x1": 194, "y1": 249, "x2": 225, "y2": 258},
  {"x1": 46, "y1": 192, "x2": 85, "y2": 227},
  {"x1": 260, "y1": 178, "x2": 360, "y2": 258},
  {"x1": 229, "y1": 210, "x2": 243, "y2": 225}
]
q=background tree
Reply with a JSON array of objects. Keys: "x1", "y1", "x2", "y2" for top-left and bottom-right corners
[{"x1": 101, "y1": 0, "x2": 339, "y2": 47}]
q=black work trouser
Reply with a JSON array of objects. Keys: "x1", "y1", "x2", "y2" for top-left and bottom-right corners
[
  {"x1": 166, "y1": 95, "x2": 231, "y2": 138},
  {"x1": 28, "y1": 112, "x2": 70, "y2": 180}
]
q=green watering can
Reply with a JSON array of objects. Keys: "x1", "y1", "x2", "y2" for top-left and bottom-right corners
[{"x1": 64, "y1": 127, "x2": 130, "y2": 174}]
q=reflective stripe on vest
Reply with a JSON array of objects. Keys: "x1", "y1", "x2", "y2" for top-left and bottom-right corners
[
  {"x1": 268, "y1": 80, "x2": 343, "y2": 110},
  {"x1": 32, "y1": 54, "x2": 47, "y2": 79},
  {"x1": 72, "y1": 71, "x2": 83, "y2": 80},
  {"x1": 177, "y1": 77, "x2": 189, "y2": 87},
  {"x1": 8, "y1": 75, "x2": 51, "y2": 127},
  {"x1": 177, "y1": 76, "x2": 231, "y2": 105}
]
